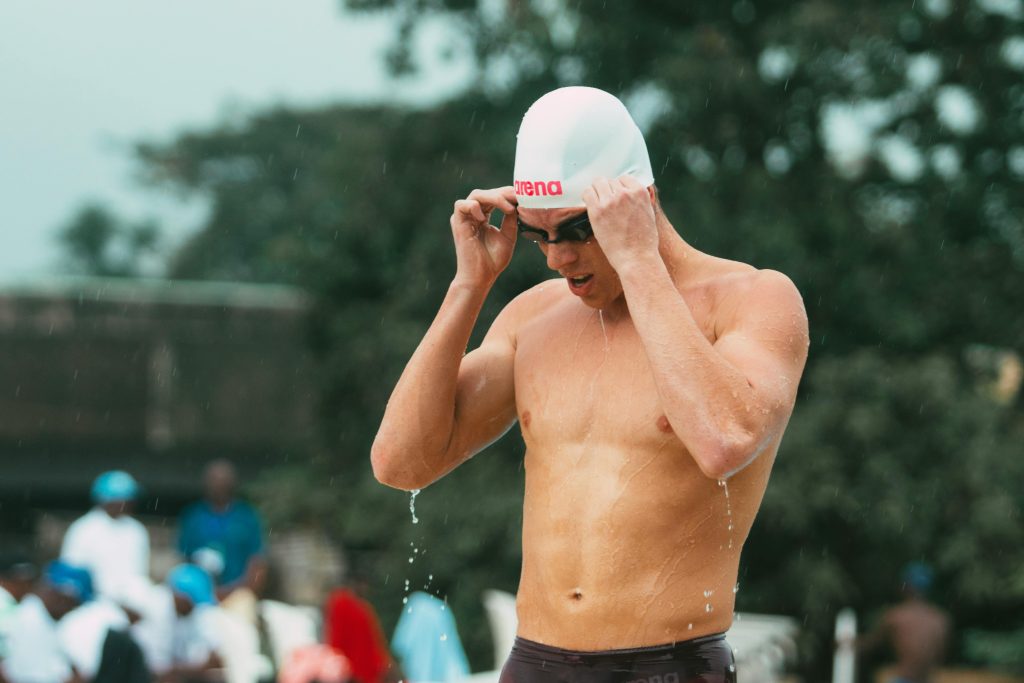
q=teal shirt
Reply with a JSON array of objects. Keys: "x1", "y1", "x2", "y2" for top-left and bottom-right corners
[{"x1": 177, "y1": 500, "x2": 265, "y2": 585}]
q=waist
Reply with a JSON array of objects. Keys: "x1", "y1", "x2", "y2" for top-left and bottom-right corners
[{"x1": 509, "y1": 632, "x2": 731, "y2": 665}]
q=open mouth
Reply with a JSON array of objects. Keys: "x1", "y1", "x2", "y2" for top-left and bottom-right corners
[{"x1": 567, "y1": 274, "x2": 593, "y2": 287}]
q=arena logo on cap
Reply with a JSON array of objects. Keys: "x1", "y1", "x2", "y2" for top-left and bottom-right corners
[{"x1": 514, "y1": 179, "x2": 563, "y2": 197}]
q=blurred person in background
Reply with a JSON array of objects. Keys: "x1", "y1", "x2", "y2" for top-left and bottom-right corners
[
  {"x1": 178, "y1": 460, "x2": 267, "y2": 607},
  {"x1": 61, "y1": 471, "x2": 151, "y2": 605},
  {"x1": 0, "y1": 551, "x2": 38, "y2": 662},
  {"x1": 130, "y1": 563, "x2": 224, "y2": 683},
  {"x1": 57, "y1": 589, "x2": 149, "y2": 683},
  {"x1": 390, "y1": 592, "x2": 468, "y2": 683},
  {"x1": 851, "y1": 562, "x2": 951, "y2": 683},
  {"x1": 322, "y1": 571, "x2": 399, "y2": 683},
  {"x1": 2, "y1": 561, "x2": 92, "y2": 683}
]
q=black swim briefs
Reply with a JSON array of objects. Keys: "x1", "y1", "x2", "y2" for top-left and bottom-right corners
[{"x1": 498, "y1": 633, "x2": 736, "y2": 683}]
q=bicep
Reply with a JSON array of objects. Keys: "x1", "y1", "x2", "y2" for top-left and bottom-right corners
[{"x1": 445, "y1": 312, "x2": 519, "y2": 465}]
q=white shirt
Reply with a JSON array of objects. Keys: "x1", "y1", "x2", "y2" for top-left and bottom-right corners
[
  {"x1": 60, "y1": 507, "x2": 150, "y2": 603},
  {"x1": 1, "y1": 594, "x2": 71, "y2": 683},
  {"x1": 57, "y1": 600, "x2": 129, "y2": 680},
  {"x1": 130, "y1": 585, "x2": 221, "y2": 674}
]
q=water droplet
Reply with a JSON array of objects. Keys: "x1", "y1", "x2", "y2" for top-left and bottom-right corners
[
  {"x1": 409, "y1": 489, "x2": 420, "y2": 524},
  {"x1": 705, "y1": 603, "x2": 714, "y2": 613},
  {"x1": 440, "y1": 634, "x2": 448, "y2": 641},
  {"x1": 688, "y1": 623, "x2": 693, "y2": 630},
  {"x1": 733, "y1": 583, "x2": 740, "y2": 594}
]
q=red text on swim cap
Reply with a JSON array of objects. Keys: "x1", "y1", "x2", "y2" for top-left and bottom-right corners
[{"x1": 514, "y1": 180, "x2": 563, "y2": 197}]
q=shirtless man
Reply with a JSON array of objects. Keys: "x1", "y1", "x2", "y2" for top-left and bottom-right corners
[
  {"x1": 854, "y1": 563, "x2": 951, "y2": 683},
  {"x1": 371, "y1": 87, "x2": 809, "y2": 681}
]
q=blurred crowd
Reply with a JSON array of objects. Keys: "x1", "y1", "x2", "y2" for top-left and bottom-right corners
[{"x1": 0, "y1": 461, "x2": 472, "y2": 683}]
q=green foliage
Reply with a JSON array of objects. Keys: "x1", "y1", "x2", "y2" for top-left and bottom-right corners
[
  {"x1": 741, "y1": 351, "x2": 1024, "y2": 669},
  {"x1": 58, "y1": 203, "x2": 162, "y2": 277},
  {"x1": 127, "y1": 0, "x2": 1024, "y2": 676}
]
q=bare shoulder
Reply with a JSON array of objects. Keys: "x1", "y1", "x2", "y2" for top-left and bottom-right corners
[
  {"x1": 495, "y1": 278, "x2": 571, "y2": 329},
  {"x1": 701, "y1": 261, "x2": 806, "y2": 333}
]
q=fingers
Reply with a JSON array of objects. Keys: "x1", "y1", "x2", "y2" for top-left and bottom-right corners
[
  {"x1": 583, "y1": 175, "x2": 650, "y2": 209},
  {"x1": 453, "y1": 199, "x2": 487, "y2": 225},
  {"x1": 467, "y1": 186, "x2": 518, "y2": 215},
  {"x1": 617, "y1": 175, "x2": 645, "y2": 192},
  {"x1": 497, "y1": 208, "x2": 519, "y2": 243}
]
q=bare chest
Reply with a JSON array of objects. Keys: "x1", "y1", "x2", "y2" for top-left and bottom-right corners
[{"x1": 513, "y1": 303, "x2": 717, "y2": 447}]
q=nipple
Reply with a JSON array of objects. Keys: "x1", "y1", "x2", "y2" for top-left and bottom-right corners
[{"x1": 656, "y1": 415, "x2": 674, "y2": 434}]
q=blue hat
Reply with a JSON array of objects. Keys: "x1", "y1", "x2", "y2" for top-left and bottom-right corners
[
  {"x1": 91, "y1": 471, "x2": 140, "y2": 504},
  {"x1": 167, "y1": 564, "x2": 216, "y2": 606},
  {"x1": 44, "y1": 561, "x2": 93, "y2": 602},
  {"x1": 902, "y1": 562, "x2": 934, "y2": 593}
]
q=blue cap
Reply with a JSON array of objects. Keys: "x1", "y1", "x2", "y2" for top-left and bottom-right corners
[
  {"x1": 902, "y1": 562, "x2": 934, "y2": 593},
  {"x1": 91, "y1": 470, "x2": 140, "y2": 504},
  {"x1": 167, "y1": 564, "x2": 216, "y2": 606},
  {"x1": 44, "y1": 561, "x2": 93, "y2": 602}
]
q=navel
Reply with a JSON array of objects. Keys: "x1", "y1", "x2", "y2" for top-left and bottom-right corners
[{"x1": 570, "y1": 588, "x2": 583, "y2": 601}]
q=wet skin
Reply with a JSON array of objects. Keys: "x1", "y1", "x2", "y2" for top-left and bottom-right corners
[{"x1": 372, "y1": 182, "x2": 809, "y2": 649}]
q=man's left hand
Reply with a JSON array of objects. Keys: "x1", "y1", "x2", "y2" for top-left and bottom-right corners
[{"x1": 582, "y1": 175, "x2": 659, "y2": 273}]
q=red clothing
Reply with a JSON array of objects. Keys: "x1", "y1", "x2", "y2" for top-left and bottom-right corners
[{"x1": 323, "y1": 589, "x2": 392, "y2": 683}]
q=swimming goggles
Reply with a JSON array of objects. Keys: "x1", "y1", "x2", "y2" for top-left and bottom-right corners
[{"x1": 516, "y1": 212, "x2": 593, "y2": 244}]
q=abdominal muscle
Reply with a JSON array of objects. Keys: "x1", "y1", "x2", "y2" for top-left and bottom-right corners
[{"x1": 513, "y1": 439, "x2": 775, "y2": 650}]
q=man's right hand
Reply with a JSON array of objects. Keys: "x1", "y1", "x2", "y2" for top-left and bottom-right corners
[{"x1": 450, "y1": 186, "x2": 518, "y2": 287}]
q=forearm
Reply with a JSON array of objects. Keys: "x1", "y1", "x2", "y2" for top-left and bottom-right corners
[
  {"x1": 371, "y1": 279, "x2": 491, "y2": 489},
  {"x1": 618, "y1": 261, "x2": 766, "y2": 477}
]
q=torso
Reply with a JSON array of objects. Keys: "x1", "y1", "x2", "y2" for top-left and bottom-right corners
[
  {"x1": 508, "y1": 262, "x2": 781, "y2": 649},
  {"x1": 887, "y1": 601, "x2": 950, "y2": 680}
]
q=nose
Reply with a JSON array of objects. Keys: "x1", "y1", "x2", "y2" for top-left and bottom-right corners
[{"x1": 543, "y1": 242, "x2": 579, "y2": 271}]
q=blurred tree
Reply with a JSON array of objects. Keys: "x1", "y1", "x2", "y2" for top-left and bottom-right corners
[
  {"x1": 134, "y1": 0, "x2": 1024, "y2": 675},
  {"x1": 58, "y1": 203, "x2": 162, "y2": 278}
]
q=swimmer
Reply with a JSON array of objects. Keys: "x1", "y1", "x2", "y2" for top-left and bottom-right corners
[{"x1": 372, "y1": 86, "x2": 809, "y2": 682}]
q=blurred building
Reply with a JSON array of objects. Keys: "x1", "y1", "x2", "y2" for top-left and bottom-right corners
[{"x1": 0, "y1": 277, "x2": 315, "y2": 531}]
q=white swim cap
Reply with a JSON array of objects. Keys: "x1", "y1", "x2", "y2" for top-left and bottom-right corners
[{"x1": 513, "y1": 86, "x2": 654, "y2": 209}]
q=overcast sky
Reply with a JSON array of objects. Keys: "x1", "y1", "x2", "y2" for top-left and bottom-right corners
[{"x1": 0, "y1": 0, "x2": 471, "y2": 282}]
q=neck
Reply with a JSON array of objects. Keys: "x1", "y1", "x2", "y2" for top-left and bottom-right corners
[{"x1": 655, "y1": 213, "x2": 703, "y2": 285}]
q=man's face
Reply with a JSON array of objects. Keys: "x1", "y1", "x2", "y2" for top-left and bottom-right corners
[
  {"x1": 101, "y1": 500, "x2": 133, "y2": 518},
  {"x1": 172, "y1": 591, "x2": 195, "y2": 617},
  {"x1": 517, "y1": 207, "x2": 623, "y2": 310},
  {"x1": 39, "y1": 586, "x2": 80, "y2": 620},
  {"x1": 204, "y1": 462, "x2": 236, "y2": 506},
  {"x1": 0, "y1": 576, "x2": 34, "y2": 602}
]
